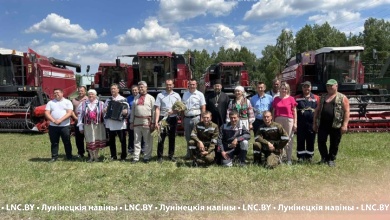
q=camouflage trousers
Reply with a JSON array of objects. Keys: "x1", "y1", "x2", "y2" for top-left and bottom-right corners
[{"x1": 188, "y1": 140, "x2": 215, "y2": 164}]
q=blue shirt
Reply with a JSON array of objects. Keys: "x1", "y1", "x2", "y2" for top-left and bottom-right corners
[{"x1": 250, "y1": 93, "x2": 273, "y2": 120}]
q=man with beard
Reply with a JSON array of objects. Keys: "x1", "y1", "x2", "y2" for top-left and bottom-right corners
[{"x1": 205, "y1": 79, "x2": 230, "y2": 164}]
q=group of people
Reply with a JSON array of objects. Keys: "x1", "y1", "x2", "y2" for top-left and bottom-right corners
[{"x1": 44, "y1": 77, "x2": 350, "y2": 168}]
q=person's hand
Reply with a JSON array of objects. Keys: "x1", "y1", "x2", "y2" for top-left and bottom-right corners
[
  {"x1": 150, "y1": 124, "x2": 156, "y2": 132},
  {"x1": 292, "y1": 125, "x2": 297, "y2": 132},
  {"x1": 122, "y1": 109, "x2": 128, "y2": 115},
  {"x1": 312, "y1": 123, "x2": 318, "y2": 133},
  {"x1": 103, "y1": 107, "x2": 107, "y2": 113},
  {"x1": 249, "y1": 124, "x2": 253, "y2": 130},
  {"x1": 80, "y1": 130, "x2": 84, "y2": 134},
  {"x1": 221, "y1": 151, "x2": 229, "y2": 160},
  {"x1": 230, "y1": 138, "x2": 238, "y2": 148},
  {"x1": 268, "y1": 142, "x2": 275, "y2": 152},
  {"x1": 197, "y1": 141, "x2": 205, "y2": 152},
  {"x1": 200, "y1": 151, "x2": 208, "y2": 156},
  {"x1": 341, "y1": 125, "x2": 348, "y2": 134}
]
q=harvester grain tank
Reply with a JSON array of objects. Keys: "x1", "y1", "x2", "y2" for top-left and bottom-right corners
[
  {"x1": 279, "y1": 46, "x2": 390, "y2": 132},
  {"x1": 0, "y1": 48, "x2": 80, "y2": 132}
]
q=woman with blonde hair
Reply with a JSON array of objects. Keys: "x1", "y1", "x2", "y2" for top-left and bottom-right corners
[
  {"x1": 272, "y1": 82, "x2": 297, "y2": 165},
  {"x1": 77, "y1": 89, "x2": 106, "y2": 162}
]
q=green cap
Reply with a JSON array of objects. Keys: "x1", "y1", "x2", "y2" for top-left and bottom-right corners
[{"x1": 326, "y1": 79, "x2": 338, "y2": 85}]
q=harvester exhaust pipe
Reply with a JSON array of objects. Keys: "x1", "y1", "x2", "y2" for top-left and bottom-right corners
[{"x1": 49, "y1": 57, "x2": 81, "y2": 73}]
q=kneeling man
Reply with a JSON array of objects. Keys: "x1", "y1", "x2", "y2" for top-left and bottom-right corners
[
  {"x1": 253, "y1": 111, "x2": 289, "y2": 168},
  {"x1": 188, "y1": 111, "x2": 219, "y2": 167}
]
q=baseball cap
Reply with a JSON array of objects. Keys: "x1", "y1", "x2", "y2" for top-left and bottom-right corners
[
  {"x1": 302, "y1": 81, "x2": 311, "y2": 86},
  {"x1": 326, "y1": 79, "x2": 338, "y2": 85}
]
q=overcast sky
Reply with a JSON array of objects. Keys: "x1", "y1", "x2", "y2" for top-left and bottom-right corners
[{"x1": 1, "y1": 0, "x2": 390, "y2": 74}]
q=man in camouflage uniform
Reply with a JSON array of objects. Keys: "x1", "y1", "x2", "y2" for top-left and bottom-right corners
[
  {"x1": 188, "y1": 111, "x2": 219, "y2": 167},
  {"x1": 253, "y1": 111, "x2": 289, "y2": 168}
]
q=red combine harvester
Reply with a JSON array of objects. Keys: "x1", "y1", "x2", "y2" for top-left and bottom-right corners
[
  {"x1": 92, "y1": 62, "x2": 134, "y2": 99},
  {"x1": 199, "y1": 62, "x2": 254, "y2": 98},
  {"x1": 280, "y1": 46, "x2": 390, "y2": 132},
  {"x1": 114, "y1": 51, "x2": 193, "y2": 97},
  {"x1": 0, "y1": 48, "x2": 80, "y2": 132},
  {"x1": 112, "y1": 51, "x2": 194, "y2": 135}
]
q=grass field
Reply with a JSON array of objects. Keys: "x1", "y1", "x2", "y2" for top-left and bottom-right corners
[{"x1": 0, "y1": 132, "x2": 389, "y2": 220}]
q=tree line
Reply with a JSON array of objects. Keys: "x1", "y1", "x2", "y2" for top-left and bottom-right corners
[{"x1": 185, "y1": 17, "x2": 390, "y2": 88}]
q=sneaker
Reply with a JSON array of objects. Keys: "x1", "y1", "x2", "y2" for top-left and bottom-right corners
[
  {"x1": 297, "y1": 158, "x2": 304, "y2": 163},
  {"x1": 169, "y1": 157, "x2": 177, "y2": 162},
  {"x1": 131, "y1": 159, "x2": 139, "y2": 164},
  {"x1": 157, "y1": 158, "x2": 163, "y2": 163},
  {"x1": 286, "y1": 160, "x2": 292, "y2": 166},
  {"x1": 239, "y1": 162, "x2": 247, "y2": 167},
  {"x1": 328, "y1": 160, "x2": 336, "y2": 167},
  {"x1": 48, "y1": 158, "x2": 57, "y2": 163},
  {"x1": 318, "y1": 158, "x2": 327, "y2": 165},
  {"x1": 143, "y1": 159, "x2": 150, "y2": 164},
  {"x1": 191, "y1": 160, "x2": 198, "y2": 167}
]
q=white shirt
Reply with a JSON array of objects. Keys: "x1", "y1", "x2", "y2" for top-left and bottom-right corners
[
  {"x1": 104, "y1": 94, "x2": 128, "y2": 131},
  {"x1": 45, "y1": 98, "x2": 73, "y2": 127},
  {"x1": 182, "y1": 89, "x2": 206, "y2": 116},
  {"x1": 155, "y1": 90, "x2": 181, "y2": 117}
]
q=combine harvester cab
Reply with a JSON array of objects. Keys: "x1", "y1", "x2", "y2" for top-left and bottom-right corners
[
  {"x1": 0, "y1": 48, "x2": 80, "y2": 133},
  {"x1": 280, "y1": 46, "x2": 390, "y2": 132},
  {"x1": 114, "y1": 51, "x2": 194, "y2": 135},
  {"x1": 92, "y1": 62, "x2": 134, "y2": 101},
  {"x1": 116, "y1": 51, "x2": 193, "y2": 97},
  {"x1": 199, "y1": 62, "x2": 254, "y2": 98}
]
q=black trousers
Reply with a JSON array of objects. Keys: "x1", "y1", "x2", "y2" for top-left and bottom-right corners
[
  {"x1": 49, "y1": 125, "x2": 73, "y2": 159},
  {"x1": 74, "y1": 125, "x2": 85, "y2": 156},
  {"x1": 109, "y1": 129, "x2": 127, "y2": 160},
  {"x1": 296, "y1": 124, "x2": 316, "y2": 159},
  {"x1": 157, "y1": 116, "x2": 177, "y2": 158},
  {"x1": 252, "y1": 118, "x2": 265, "y2": 135},
  {"x1": 317, "y1": 126, "x2": 342, "y2": 161}
]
